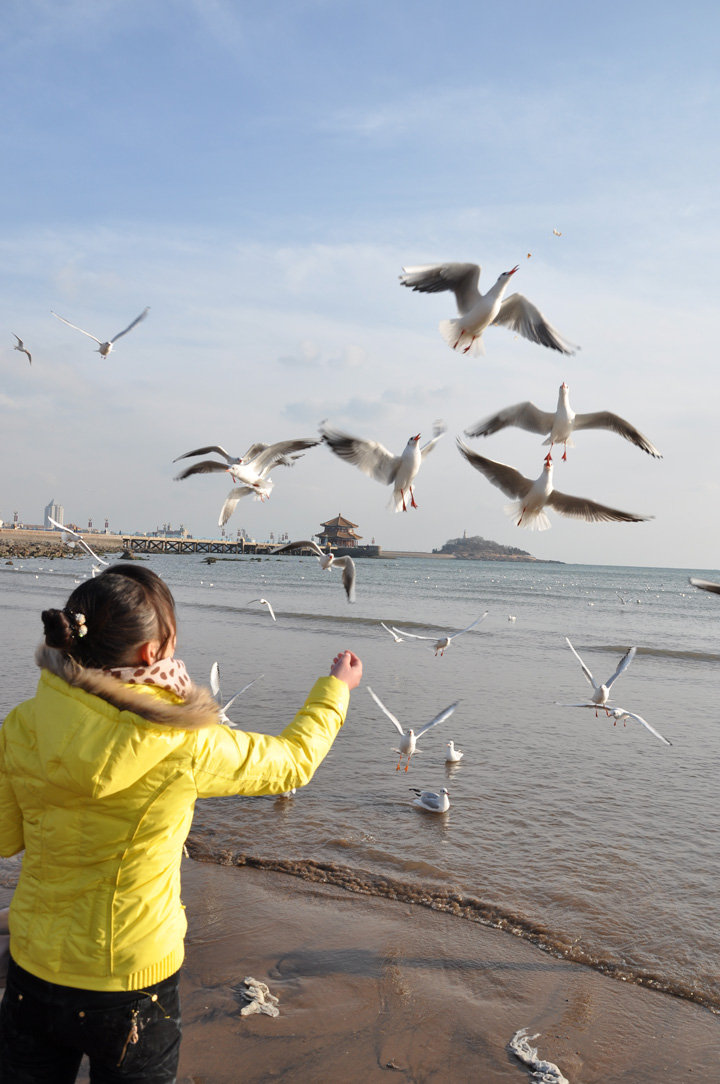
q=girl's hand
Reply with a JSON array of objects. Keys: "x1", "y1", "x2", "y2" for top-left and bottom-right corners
[{"x1": 330, "y1": 651, "x2": 363, "y2": 691}]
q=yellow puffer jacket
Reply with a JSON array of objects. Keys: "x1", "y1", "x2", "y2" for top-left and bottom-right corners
[{"x1": 0, "y1": 646, "x2": 349, "y2": 992}]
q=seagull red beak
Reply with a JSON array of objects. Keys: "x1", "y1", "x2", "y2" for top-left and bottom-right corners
[
  {"x1": 412, "y1": 434, "x2": 421, "y2": 442},
  {"x1": 507, "y1": 265, "x2": 519, "y2": 276}
]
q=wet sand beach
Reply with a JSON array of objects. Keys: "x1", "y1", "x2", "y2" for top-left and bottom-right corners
[{"x1": 175, "y1": 859, "x2": 719, "y2": 1083}]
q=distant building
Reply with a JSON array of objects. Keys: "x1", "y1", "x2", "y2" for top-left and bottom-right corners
[
  {"x1": 44, "y1": 499, "x2": 63, "y2": 528},
  {"x1": 315, "y1": 514, "x2": 363, "y2": 549}
]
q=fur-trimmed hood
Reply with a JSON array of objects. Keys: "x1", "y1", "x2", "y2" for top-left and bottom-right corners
[{"x1": 36, "y1": 644, "x2": 220, "y2": 730}]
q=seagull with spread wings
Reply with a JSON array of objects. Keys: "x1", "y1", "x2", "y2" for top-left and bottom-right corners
[
  {"x1": 465, "y1": 382, "x2": 662, "y2": 463},
  {"x1": 321, "y1": 421, "x2": 446, "y2": 512},
  {"x1": 399, "y1": 262, "x2": 577, "y2": 357},
  {"x1": 174, "y1": 437, "x2": 319, "y2": 525},
  {"x1": 47, "y1": 517, "x2": 109, "y2": 567},
  {"x1": 559, "y1": 638, "x2": 636, "y2": 715},
  {"x1": 209, "y1": 662, "x2": 260, "y2": 727},
  {"x1": 367, "y1": 687, "x2": 459, "y2": 771},
  {"x1": 51, "y1": 307, "x2": 149, "y2": 357},
  {"x1": 271, "y1": 539, "x2": 356, "y2": 602},
  {"x1": 457, "y1": 441, "x2": 652, "y2": 531},
  {"x1": 12, "y1": 334, "x2": 32, "y2": 364},
  {"x1": 391, "y1": 612, "x2": 488, "y2": 656}
]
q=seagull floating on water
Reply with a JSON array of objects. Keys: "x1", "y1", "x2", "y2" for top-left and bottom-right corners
[
  {"x1": 271, "y1": 539, "x2": 356, "y2": 602},
  {"x1": 409, "y1": 787, "x2": 450, "y2": 813},
  {"x1": 210, "y1": 662, "x2": 260, "y2": 727},
  {"x1": 367, "y1": 686, "x2": 459, "y2": 771},
  {"x1": 51, "y1": 307, "x2": 149, "y2": 357},
  {"x1": 465, "y1": 382, "x2": 662, "y2": 463},
  {"x1": 457, "y1": 441, "x2": 652, "y2": 531},
  {"x1": 560, "y1": 638, "x2": 636, "y2": 715},
  {"x1": 399, "y1": 262, "x2": 577, "y2": 357},
  {"x1": 12, "y1": 334, "x2": 32, "y2": 364},
  {"x1": 445, "y1": 740, "x2": 463, "y2": 763},
  {"x1": 321, "y1": 421, "x2": 446, "y2": 512},
  {"x1": 248, "y1": 598, "x2": 276, "y2": 621},
  {"x1": 391, "y1": 612, "x2": 488, "y2": 656},
  {"x1": 174, "y1": 438, "x2": 318, "y2": 525},
  {"x1": 47, "y1": 517, "x2": 109, "y2": 567}
]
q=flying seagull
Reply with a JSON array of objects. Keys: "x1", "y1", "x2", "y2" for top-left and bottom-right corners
[
  {"x1": 174, "y1": 438, "x2": 319, "y2": 526},
  {"x1": 560, "y1": 638, "x2": 636, "y2": 715},
  {"x1": 367, "y1": 686, "x2": 459, "y2": 771},
  {"x1": 51, "y1": 307, "x2": 149, "y2": 357},
  {"x1": 271, "y1": 539, "x2": 356, "y2": 602},
  {"x1": 391, "y1": 612, "x2": 488, "y2": 656},
  {"x1": 399, "y1": 262, "x2": 577, "y2": 357},
  {"x1": 47, "y1": 516, "x2": 109, "y2": 567},
  {"x1": 457, "y1": 441, "x2": 652, "y2": 531},
  {"x1": 12, "y1": 334, "x2": 31, "y2": 364},
  {"x1": 562, "y1": 702, "x2": 672, "y2": 746},
  {"x1": 321, "y1": 421, "x2": 446, "y2": 512},
  {"x1": 465, "y1": 382, "x2": 662, "y2": 462},
  {"x1": 409, "y1": 787, "x2": 450, "y2": 812},
  {"x1": 380, "y1": 621, "x2": 405, "y2": 643},
  {"x1": 248, "y1": 598, "x2": 276, "y2": 621},
  {"x1": 209, "y1": 661, "x2": 260, "y2": 727}
]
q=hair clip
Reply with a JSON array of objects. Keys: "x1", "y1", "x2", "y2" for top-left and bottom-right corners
[{"x1": 73, "y1": 612, "x2": 88, "y2": 638}]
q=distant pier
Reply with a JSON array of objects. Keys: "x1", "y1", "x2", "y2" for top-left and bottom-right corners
[{"x1": 121, "y1": 536, "x2": 381, "y2": 557}]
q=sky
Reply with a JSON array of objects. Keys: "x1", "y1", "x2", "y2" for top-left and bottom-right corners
[{"x1": 2, "y1": 0, "x2": 719, "y2": 568}]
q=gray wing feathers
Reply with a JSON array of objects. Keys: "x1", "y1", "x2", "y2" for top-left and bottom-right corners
[
  {"x1": 465, "y1": 402, "x2": 555, "y2": 438},
  {"x1": 548, "y1": 490, "x2": 651, "y2": 523},
  {"x1": 321, "y1": 426, "x2": 399, "y2": 483},
  {"x1": 572, "y1": 412, "x2": 662, "y2": 457},
  {"x1": 456, "y1": 440, "x2": 533, "y2": 499},
  {"x1": 111, "y1": 307, "x2": 149, "y2": 342},
  {"x1": 605, "y1": 646, "x2": 636, "y2": 689},
  {"x1": 492, "y1": 294, "x2": 577, "y2": 355},
  {"x1": 400, "y1": 263, "x2": 481, "y2": 313}
]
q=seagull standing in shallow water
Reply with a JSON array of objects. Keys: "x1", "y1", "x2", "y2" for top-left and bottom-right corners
[
  {"x1": 51, "y1": 307, "x2": 149, "y2": 357},
  {"x1": 465, "y1": 382, "x2": 663, "y2": 463},
  {"x1": 321, "y1": 421, "x2": 446, "y2": 512},
  {"x1": 367, "y1": 687, "x2": 459, "y2": 771},
  {"x1": 399, "y1": 262, "x2": 577, "y2": 357},
  {"x1": 457, "y1": 441, "x2": 652, "y2": 531}
]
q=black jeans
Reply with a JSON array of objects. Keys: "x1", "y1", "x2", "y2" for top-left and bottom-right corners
[{"x1": 0, "y1": 957, "x2": 182, "y2": 1083}]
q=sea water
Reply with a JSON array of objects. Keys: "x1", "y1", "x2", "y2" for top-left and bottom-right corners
[{"x1": 1, "y1": 552, "x2": 719, "y2": 1010}]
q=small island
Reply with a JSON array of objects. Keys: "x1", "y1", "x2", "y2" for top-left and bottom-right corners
[{"x1": 433, "y1": 534, "x2": 537, "y2": 561}]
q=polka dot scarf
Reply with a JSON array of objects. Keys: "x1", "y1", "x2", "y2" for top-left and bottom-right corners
[{"x1": 105, "y1": 658, "x2": 192, "y2": 699}]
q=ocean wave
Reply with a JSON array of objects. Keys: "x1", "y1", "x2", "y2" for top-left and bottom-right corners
[
  {"x1": 186, "y1": 837, "x2": 720, "y2": 1014},
  {"x1": 601, "y1": 644, "x2": 720, "y2": 663}
]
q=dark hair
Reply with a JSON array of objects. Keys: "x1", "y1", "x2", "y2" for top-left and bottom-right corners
[{"x1": 41, "y1": 564, "x2": 177, "y2": 669}]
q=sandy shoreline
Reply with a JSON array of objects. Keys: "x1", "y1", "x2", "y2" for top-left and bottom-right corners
[
  {"x1": 0, "y1": 857, "x2": 717, "y2": 1081},
  {"x1": 175, "y1": 859, "x2": 718, "y2": 1083}
]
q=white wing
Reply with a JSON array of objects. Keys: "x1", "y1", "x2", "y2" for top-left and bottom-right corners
[
  {"x1": 565, "y1": 637, "x2": 599, "y2": 691},
  {"x1": 219, "y1": 486, "x2": 253, "y2": 526},
  {"x1": 332, "y1": 555, "x2": 356, "y2": 602},
  {"x1": 222, "y1": 677, "x2": 261, "y2": 716},
  {"x1": 173, "y1": 445, "x2": 237, "y2": 464},
  {"x1": 448, "y1": 612, "x2": 488, "y2": 640},
  {"x1": 464, "y1": 401, "x2": 555, "y2": 439},
  {"x1": 604, "y1": 646, "x2": 636, "y2": 691},
  {"x1": 210, "y1": 661, "x2": 221, "y2": 700},
  {"x1": 391, "y1": 627, "x2": 435, "y2": 641},
  {"x1": 51, "y1": 311, "x2": 102, "y2": 345},
  {"x1": 399, "y1": 262, "x2": 482, "y2": 313},
  {"x1": 110, "y1": 307, "x2": 150, "y2": 343},
  {"x1": 366, "y1": 686, "x2": 405, "y2": 736},
  {"x1": 689, "y1": 577, "x2": 720, "y2": 595},
  {"x1": 615, "y1": 708, "x2": 672, "y2": 747},
  {"x1": 380, "y1": 622, "x2": 404, "y2": 642},
  {"x1": 492, "y1": 293, "x2": 578, "y2": 355},
  {"x1": 420, "y1": 420, "x2": 447, "y2": 459},
  {"x1": 415, "y1": 701, "x2": 460, "y2": 739},
  {"x1": 321, "y1": 424, "x2": 400, "y2": 484},
  {"x1": 271, "y1": 539, "x2": 325, "y2": 558}
]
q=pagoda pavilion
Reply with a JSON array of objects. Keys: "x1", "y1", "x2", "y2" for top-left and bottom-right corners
[{"x1": 315, "y1": 514, "x2": 362, "y2": 550}]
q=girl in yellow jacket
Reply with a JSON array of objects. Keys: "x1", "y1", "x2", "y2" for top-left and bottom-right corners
[{"x1": 0, "y1": 563, "x2": 361, "y2": 1082}]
